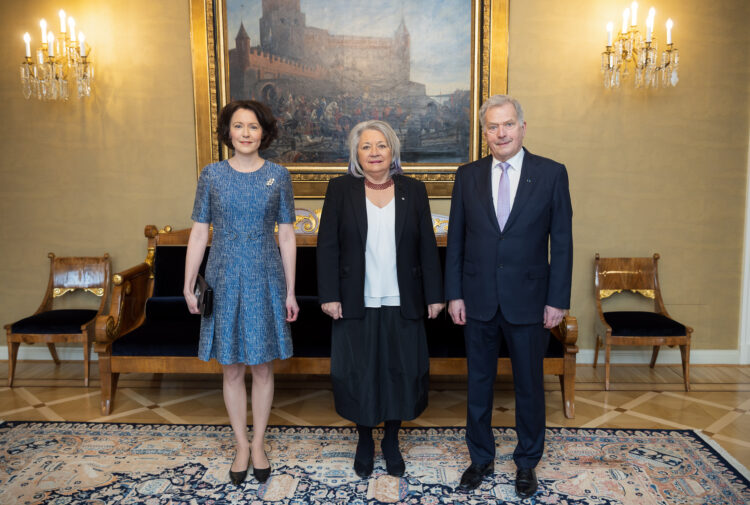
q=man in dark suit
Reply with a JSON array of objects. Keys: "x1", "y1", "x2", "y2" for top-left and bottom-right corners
[{"x1": 445, "y1": 95, "x2": 573, "y2": 498}]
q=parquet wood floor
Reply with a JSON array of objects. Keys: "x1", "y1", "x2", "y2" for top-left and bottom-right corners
[{"x1": 2, "y1": 361, "x2": 749, "y2": 469}]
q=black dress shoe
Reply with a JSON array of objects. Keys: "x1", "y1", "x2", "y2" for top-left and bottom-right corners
[
  {"x1": 252, "y1": 451, "x2": 272, "y2": 483},
  {"x1": 381, "y1": 440, "x2": 405, "y2": 477},
  {"x1": 515, "y1": 467, "x2": 538, "y2": 498},
  {"x1": 457, "y1": 461, "x2": 494, "y2": 492},
  {"x1": 229, "y1": 453, "x2": 250, "y2": 486}
]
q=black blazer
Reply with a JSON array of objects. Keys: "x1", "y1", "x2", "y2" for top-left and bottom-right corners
[
  {"x1": 317, "y1": 174, "x2": 443, "y2": 319},
  {"x1": 444, "y1": 149, "x2": 573, "y2": 324}
]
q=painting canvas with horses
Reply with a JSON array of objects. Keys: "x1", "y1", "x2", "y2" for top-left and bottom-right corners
[{"x1": 226, "y1": 0, "x2": 472, "y2": 164}]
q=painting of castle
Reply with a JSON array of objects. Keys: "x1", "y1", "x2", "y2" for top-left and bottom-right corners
[{"x1": 227, "y1": 0, "x2": 472, "y2": 164}]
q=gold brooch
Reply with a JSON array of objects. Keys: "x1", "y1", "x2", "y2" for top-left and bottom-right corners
[{"x1": 266, "y1": 178, "x2": 275, "y2": 186}]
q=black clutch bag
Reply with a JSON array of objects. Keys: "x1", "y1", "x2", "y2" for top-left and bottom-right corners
[{"x1": 194, "y1": 274, "x2": 214, "y2": 317}]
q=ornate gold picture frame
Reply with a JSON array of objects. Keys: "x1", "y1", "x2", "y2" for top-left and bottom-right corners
[{"x1": 189, "y1": 0, "x2": 508, "y2": 198}]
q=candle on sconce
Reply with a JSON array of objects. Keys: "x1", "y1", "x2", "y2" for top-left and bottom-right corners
[
  {"x1": 631, "y1": 1, "x2": 638, "y2": 26},
  {"x1": 646, "y1": 8, "x2": 655, "y2": 42},
  {"x1": 622, "y1": 8, "x2": 629, "y2": 34},
  {"x1": 68, "y1": 18, "x2": 76, "y2": 42},
  {"x1": 23, "y1": 33, "x2": 31, "y2": 58},
  {"x1": 79, "y1": 32, "x2": 86, "y2": 57},
  {"x1": 40, "y1": 19, "x2": 47, "y2": 44},
  {"x1": 606, "y1": 22, "x2": 613, "y2": 46},
  {"x1": 666, "y1": 18, "x2": 673, "y2": 44},
  {"x1": 59, "y1": 10, "x2": 66, "y2": 33},
  {"x1": 48, "y1": 31, "x2": 54, "y2": 57}
]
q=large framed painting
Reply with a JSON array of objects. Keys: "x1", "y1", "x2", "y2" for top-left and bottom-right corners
[{"x1": 189, "y1": 0, "x2": 508, "y2": 197}]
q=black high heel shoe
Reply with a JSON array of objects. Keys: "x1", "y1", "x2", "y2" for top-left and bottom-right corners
[
  {"x1": 253, "y1": 451, "x2": 272, "y2": 483},
  {"x1": 229, "y1": 452, "x2": 250, "y2": 486}
]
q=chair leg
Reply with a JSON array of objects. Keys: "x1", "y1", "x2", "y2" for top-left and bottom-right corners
[
  {"x1": 680, "y1": 343, "x2": 691, "y2": 392},
  {"x1": 7, "y1": 341, "x2": 20, "y2": 387},
  {"x1": 83, "y1": 339, "x2": 91, "y2": 387},
  {"x1": 47, "y1": 343, "x2": 61, "y2": 365},
  {"x1": 98, "y1": 353, "x2": 119, "y2": 415},
  {"x1": 593, "y1": 335, "x2": 601, "y2": 368},
  {"x1": 604, "y1": 343, "x2": 611, "y2": 391},
  {"x1": 649, "y1": 345, "x2": 660, "y2": 368},
  {"x1": 559, "y1": 372, "x2": 575, "y2": 419}
]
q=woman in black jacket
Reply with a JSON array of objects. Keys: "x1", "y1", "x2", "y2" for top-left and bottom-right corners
[{"x1": 317, "y1": 120, "x2": 444, "y2": 478}]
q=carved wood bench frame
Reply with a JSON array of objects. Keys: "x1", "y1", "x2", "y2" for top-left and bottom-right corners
[{"x1": 95, "y1": 223, "x2": 578, "y2": 418}]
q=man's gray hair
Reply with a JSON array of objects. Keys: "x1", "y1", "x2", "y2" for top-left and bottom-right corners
[
  {"x1": 479, "y1": 95, "x2": 524, "y2": 130},
  {"x1": 347, "y1": 120, "x2": 403, "y2": 177}
]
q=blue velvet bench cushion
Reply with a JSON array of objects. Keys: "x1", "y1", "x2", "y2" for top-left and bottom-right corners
[
  {"x1": 10, "y1": 309, "x2": 98, "y2": 334},
  {"x1": 111, "y1": 244, "x2": 564, "y2": 361},
  {"x1": 111, "y1": 296, "x2": 333, "y2": 358},
  {"x1": 603, "y1": 311, "x2": 686, "y2": 336},
  {"x1": 424, "y1": 316, "x2": 564, "y2": 358},
  {"x1": 112, "y1": 297, "x2": 200, "y2": 356}
]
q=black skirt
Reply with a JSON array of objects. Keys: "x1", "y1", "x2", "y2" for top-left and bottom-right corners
[{"x1": 330, "y1": 306, "x2": 429, "y2": 426}]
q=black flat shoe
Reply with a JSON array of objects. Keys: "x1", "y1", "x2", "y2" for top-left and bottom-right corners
[
  {"x1": 353, "y1": 456, "x2": 374, "y2": 478},
  {"x1": 515, "y1": 467, "x2": 538, "y2": 498},
  {"x1": 380, "y1": 440, "x2": 405, "y2": 477},
  {"x1": 354, "y1": 432, "x2": 375, "y2": 478},
  {"x1": 229, "y1": 452, "x2": 250, "y2": 486},
  {"x1": 457, "y1": 461, "x2": 494, "y2": 492},
  {"x1": 253, "y1": 451, "x2": 272, "y2": 483}
]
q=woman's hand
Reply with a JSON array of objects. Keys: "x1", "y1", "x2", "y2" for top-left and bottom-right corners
[
  {"x1": 427, "y1": 302, "x2": 445, "y2": 319},
  {"x1": 184, "y1": 288, "x2": 200, "y2": 314},
  {"x1": 321, "y1": 301, "x2": 343, "y2": 320},
  {"x1": 286, "y1": 293, "x2": 299, "y2": 322}
]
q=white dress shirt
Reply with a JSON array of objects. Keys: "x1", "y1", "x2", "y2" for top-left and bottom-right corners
[
  {"x1": 491, "y1": 148, "x2": 525, "y2": 213},
  {"x1": 364, "y1": 197, "x2": 400, "y2": 307}
]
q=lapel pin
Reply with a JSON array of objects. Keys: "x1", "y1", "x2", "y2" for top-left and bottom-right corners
[
  {"x1": 266, "y1": 178, "x2": 275, "y2": 186},
  {"x1": 526, "y1": 178, "x2": 532, "y2": 183}
]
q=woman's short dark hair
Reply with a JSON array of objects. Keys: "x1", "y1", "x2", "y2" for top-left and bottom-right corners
[{"x1": 217, "y1": 100, "x2": 279, "y2": 150}]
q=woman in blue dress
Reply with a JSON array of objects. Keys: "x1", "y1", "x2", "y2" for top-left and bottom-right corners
[{"x1": 183, "y1": 100, "x2": 298, "y2": 486}]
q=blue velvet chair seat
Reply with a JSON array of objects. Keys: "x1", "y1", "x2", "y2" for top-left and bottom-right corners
[
  {"x1": 10, "y1": 309, "x2": 98, "y2": 334},
  {"x1": 603, "y1": 311, "x2": 686, "y2": 336}
]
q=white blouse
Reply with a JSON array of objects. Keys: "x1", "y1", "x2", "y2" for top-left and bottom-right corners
[{"x1": 364, "y1": 197, "x2": 400, "y2": 307}]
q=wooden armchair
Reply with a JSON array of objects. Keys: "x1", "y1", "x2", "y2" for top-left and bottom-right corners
[
  {"x1": 594, "y1": 253, "x2": 692, "y2": 391},
  {"x1": 5, "y1": 253, "x2": 111, "y2": 386}
]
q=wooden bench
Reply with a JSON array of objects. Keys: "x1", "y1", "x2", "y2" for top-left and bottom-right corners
[{"x1": 94, "y1": 217, "x2": 578, "y2": 417}]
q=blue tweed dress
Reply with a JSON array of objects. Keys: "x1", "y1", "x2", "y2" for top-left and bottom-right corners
[{"x1": 191, "y1": 159, "x2": 295, "y2": 365}]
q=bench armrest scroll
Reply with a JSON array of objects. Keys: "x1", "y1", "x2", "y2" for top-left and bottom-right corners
[{"x1": 95, "y1": 262, "x2": 151, "y2": 345}]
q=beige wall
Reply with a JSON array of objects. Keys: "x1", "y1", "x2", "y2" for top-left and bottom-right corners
[
  {"x1": 0, "y1": 0, "x2": 198, "y2": 319},
  {"x1": 1, "y1": 0, "x2": 748, "y2": 356}
]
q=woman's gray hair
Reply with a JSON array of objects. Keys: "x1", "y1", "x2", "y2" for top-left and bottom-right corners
[
  {"x1": 347, "y1": 120, "x2": 403, "y2": 178},
  {"x1": 479, "y1": 95, "x2": 524, "y2": 130}
]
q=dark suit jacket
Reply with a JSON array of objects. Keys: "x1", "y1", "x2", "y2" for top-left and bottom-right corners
[
  {"x1": 317, "y1": 174, "x2": 443, "y2": 320},
  {"x1": 444, "y1": 149, "x2": 573, "y2": 324}
]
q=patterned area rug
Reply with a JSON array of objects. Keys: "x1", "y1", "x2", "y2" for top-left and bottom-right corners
[{"x1": 1, "y1": 422, "x2": 748, "y2": 504}]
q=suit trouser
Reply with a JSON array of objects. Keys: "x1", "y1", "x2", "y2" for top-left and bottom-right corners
[{"x1": 464, "y1": 306, "x2": 549, "y2": 469}]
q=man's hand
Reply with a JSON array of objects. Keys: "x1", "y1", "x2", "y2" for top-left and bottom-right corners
[
  {"x1": 543, "y1": 305, "x2": 565, "y2": 329},
  {"x1": 448, "y1": 299, "x2": 466, "y2": 325},
  {"x1": 321, "y1": 301, "x2": 343, "y2": 320}
]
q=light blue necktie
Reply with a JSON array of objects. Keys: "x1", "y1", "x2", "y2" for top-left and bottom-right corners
[{"x1": 496, "y1": 162, "x2": 511, "y2": 230}]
